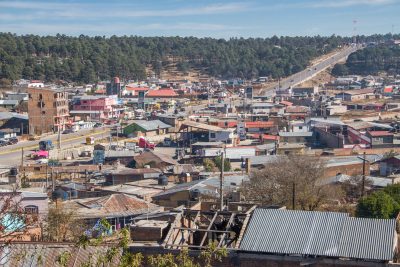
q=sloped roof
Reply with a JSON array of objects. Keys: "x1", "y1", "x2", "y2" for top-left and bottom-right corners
[
  {"x1": 131, "y1": 120, "x2": 172, "y2": 131},
  {"x1": 239, "y1": 208, "x2": 396, "y2": 261},
  {"x1": 147, "y1": 89, "x2": 178, "y2": 97},
  {"x1": 367, "y1": 131, "x2": 393, "y2": 137},
  {"x1": 134, "y1": 150, "x2": 177, "y2": 166},
  {"x1": 285, "y1": 106, "x2": 310, "y2": 113},
  {"x1": 65, "y1": 193, "x2": 161, "y2": 218},
  {"x1": 245, "y1": 121, "x2": 275, "y2": 128},
  {"x1": 0, "y1": 243, "x2": 122, "y2": 267},
  {"x1": 180, "y1": 120, "x2": 224, "y2": 132}
]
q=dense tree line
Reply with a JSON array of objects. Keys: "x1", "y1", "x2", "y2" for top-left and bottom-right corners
[
  {"x1": 1, "y1": 33, "x2": 398, "y2": 83},
  {"x1": 332, "y1": 43, "x2": 400, "y2": 76},
  {"x1": 0, "y1": 33, "x2": 351, "y2": 83}
]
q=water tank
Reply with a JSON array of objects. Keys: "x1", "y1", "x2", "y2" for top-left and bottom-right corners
[
  {"x1": 190, "y1": 189, "x2": 200, "y2": 200},
  {"x1": 158, "y1": 174, "x2": 168, "y2": 186},
  {"x1": 9, "y1": 167, "x2": 18, "y2": 176},
  {"x1": 52, "y1": 188, "x2": 68, "y2": 201}
]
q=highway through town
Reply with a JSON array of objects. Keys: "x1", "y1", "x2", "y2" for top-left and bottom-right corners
[
  {"x1": 260, "y1": 44, "x2": 363, "y2": 96},
  {"x1": 0, "y1": 127, "x2": 110, "y2": 167}
]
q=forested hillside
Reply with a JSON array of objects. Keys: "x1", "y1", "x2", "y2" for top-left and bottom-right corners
[
  {"x1": 0, "y1": 33, "x2": 351, "y2": 83},
  {"x1": 332, "y1": 44, "x2": 400, "y2": 76}
]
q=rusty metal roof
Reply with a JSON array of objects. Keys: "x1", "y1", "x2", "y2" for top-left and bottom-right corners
[{"x1": 0, "y1": 243, "x2": 122, "y2": 266}]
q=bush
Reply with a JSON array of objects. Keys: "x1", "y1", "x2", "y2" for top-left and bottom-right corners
[{"x1": 356, "y1": 191, "x2": 399, "y2": 219}]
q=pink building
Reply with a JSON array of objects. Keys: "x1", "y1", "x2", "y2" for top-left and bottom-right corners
[{"x1": 70, "y1": 95, "x2": 124, "y2": 121}]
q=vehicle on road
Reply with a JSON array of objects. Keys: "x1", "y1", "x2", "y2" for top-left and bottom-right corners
[
  {"x1": 0, "y1": 140, "x2": 8, "y2": 146},
  {"x1": 39, "y1": 140, "x2": 54, "y2": 151},
  {"x1": 86, "y1": 136, "x2": 95, "y2": 145},
  {"x1": 163, "y1": 137, "x2": 172, "y2": 147},
  {"x1": 138, "y1": 136, "x2": 155, "y2": 150},
  {"x1": 7, "y1": 137, "x2": 18, "y2": 145},
  {"x1": 28, "y1": 135, "x2": 40, "y2": 141},
  {"x1": 36, "y1": 158, "x2": 48, "y2": 164},
  {"x1": 63, "y1": 129, "x2": 73, "y2": 134}
]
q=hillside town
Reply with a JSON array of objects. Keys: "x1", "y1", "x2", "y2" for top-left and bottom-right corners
[{"x1": 0, "y1": 55, "x2": 400, "y2": 265}]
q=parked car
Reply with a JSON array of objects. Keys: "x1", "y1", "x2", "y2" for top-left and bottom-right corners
[
  {"x1": 7, "y1": 137, "x2": 18, "y2": 145},
  {"x1": 63, "y1": 129, "x2": 73, "y2": 134},
  {"x1": 0, "y1": 140, "x2": 8, "y2": 146}
]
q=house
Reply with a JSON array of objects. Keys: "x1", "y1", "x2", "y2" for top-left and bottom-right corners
[
  {"x1": 27, "y1": 80, "x2": 44, "y2": 88},
  {"x1": 291, "y1": 86, "x2": 318, "y2": 96},
  {"x1": 5, "y1": 93, "x2": 28, "y2": 101},
  {"x1": 0, "y1": 112, "x2": 28, "y2": 135},
  {"x1": 324, "y1": 156, "x2": 371, "y2": 178},
  {"x1": 123, "y1": 120, "x2": 172, "y2": 137},
  {"x1": 157, "y1": 112, "x2": 186, "y2": 131},
  {"x1": 133, "y1": 150, "x2": 177, "y2": 170},
  {"x1": 70, "y1": 95, "x2": 122, "y2": 121},
  {"x1": 152, "y1": 174, "x2": 248, "y2": 208},
  {"x1": 146, "y1": 89, "x2": 178, "y2": 98},
  {"x1": 61, "y1": 193, "x2": 163, "y2": 230},
  {"x1": 179, "y1": 120, "x2": 237, "y2": 145},
  {"x1": 0, "y1": 128, "x2": 18, "y2": 139},
  {"x1": 239, "y1": 208, "x2": 397, "y2": 263},
  {"x1": 123, "y1": 86, "x2": 149, "y2": 97},
  {"x1": 378, "y1": 155, "x2": 400, "y2": 176},
  {"x1": 0, "y1": 189, "x2": 48, "y2": 241},
  {"x1": 366, "y1": 131, "x2": 394, "y2": 148},
  {"x1": 0, "y1": 190, "x2": 49, "y2": 218},
  {"x1": 245, "y1": 121, "x2": 276, "y2": 134},
  {"x1": 278, "y1": 131, "x2": 313, "y2": 145},
  {"x1": 0, "y1": 100, "x2": 19, "y2": 109},
  {"x1": 250, "y1": 102, "x2": 275, "y2": 114},
  {"x1": 105, "y1": 167, "x2": 162, "y2": 185},
  {"x1": 334, "y1": 88, "x2": 375, "y2": 101},
  {"x1": 276, "y1": 143, "x2": 305, "y2": 155},
  {"x1": 284, "y1": 105, "x2": 310, "y2": 120},
  {"x1": 104, "y1": 150, "x2": 136, "y2": 165}
]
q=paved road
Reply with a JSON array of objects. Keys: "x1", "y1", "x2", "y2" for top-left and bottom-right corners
[
  {"x1": 0, "y1": 127, "x2": 110, "y2": 167},
  {"x1": 259, "y1": 44, "x2": 363, "y2": 96}
]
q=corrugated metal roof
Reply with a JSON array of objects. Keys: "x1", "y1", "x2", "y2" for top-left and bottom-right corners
[
  {"x1": 279, "y1": 131, "x2": 313, "y2": 137},
  {"x1": 132, "y1": 120, "x2": 172, "y2": 131},
  {"x1": 0, "y1": 243, "x2": 122, "y2": 266},
  {"x1": 339, "y1": 217, "x2": 396, "y2": 261},
  {"x1": 239, "y1": 208, "x2": 396, "y2": 261},
  {"x1": 180, "y1": 120, "x2": 224, "y2": 132}
]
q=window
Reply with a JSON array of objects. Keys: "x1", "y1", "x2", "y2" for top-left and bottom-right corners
[
  {"x1": 299, "y1": 126, "x2": 303, "y2": 130},
  {"x1": 210, "y1": 132, "x2": 216, "y2": 138},
  {"x1": 25, "y1": 205, "x2": 39, "y2": 214}
]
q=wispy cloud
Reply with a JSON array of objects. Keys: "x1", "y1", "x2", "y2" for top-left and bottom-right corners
[
  {"x1": 0, "y1": 1, "x2": 248, "y2": 19},
  {"x1": 310, "y1": 0, "x2": 396, "y2": 8}
]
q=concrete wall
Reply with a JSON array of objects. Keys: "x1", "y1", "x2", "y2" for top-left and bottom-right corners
[{"x1": 314, "y1": 127, "x2": 344, "y2": 148}]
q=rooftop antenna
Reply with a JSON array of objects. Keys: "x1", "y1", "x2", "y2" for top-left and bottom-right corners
[{"x1": 352, "y1": 19, "x2": 357, "y2": 44}]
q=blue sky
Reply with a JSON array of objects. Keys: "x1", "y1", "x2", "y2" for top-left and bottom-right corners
[{"x1": 0, "y1": 0, "x2": 399, "y2": 38}]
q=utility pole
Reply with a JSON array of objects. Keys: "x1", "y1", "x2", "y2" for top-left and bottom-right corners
[
  {"x1": 292, "y1": 181, "x2": 296, "y2": 210},
  {"x1": 57, "y1": 125, "x2": 61, "y2": 150},
  {"x1": 21, "y1": 147, "x2": 24, "y2": 168},
  {"x1": 361, "y1": 152, "x2": 366, "y2": 197},
  {"x1": 220, "y1": 151, "x2": 224, "y2": 211}
]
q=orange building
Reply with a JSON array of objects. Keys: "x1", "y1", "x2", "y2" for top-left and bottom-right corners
[{"x1": 28, "y1": 87, "x2": 69, "y2": 135}]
